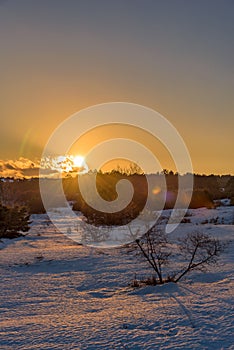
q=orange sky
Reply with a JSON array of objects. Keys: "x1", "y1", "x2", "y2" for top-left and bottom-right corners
[{"x1": 0, "y1": 1, "x2": 233, "y2": 175}]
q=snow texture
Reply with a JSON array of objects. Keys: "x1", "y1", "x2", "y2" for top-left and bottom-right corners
[{"x1": 0, "y1": 206, "x2": 233, "y2": 349}]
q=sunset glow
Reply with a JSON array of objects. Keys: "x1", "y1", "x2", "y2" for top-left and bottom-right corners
[
  {"x1": 0, "y1": 1, "x2": 233, "y2": 175},
  {"x1": 40, "y1": 155, "x2": 88, "y2": 176},
  {"x1": 0, "y1": 2, "x2": 233, "y2": 349},
  {"x1": 73, "y1": 155, "x2": 85, "y2": 168}
]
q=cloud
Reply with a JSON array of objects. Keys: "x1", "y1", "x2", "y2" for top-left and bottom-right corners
[
  {"x1": 0, "y1": 156, "x2": 86, "y2": 179},
  {"x1": 0, "y1": 157, "x2": 41, "y2": 178},
  {"x1": 5, "y1": 163, "x2": 16, "y2": 170}
]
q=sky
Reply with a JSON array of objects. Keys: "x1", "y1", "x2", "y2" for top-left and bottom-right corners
[{"x1": 0, "y1": 0, "x2": 234, "y2": 177}]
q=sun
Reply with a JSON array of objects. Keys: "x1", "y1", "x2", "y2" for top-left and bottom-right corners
[
  {"x1": 41, "y1": 155, "x2": 88, "y2": 176},
  {"x1": 71, "y1": 155, "x2": 89, "y2": 174},
  {"x1": 73, "y1": 155, "x2": 85, "y2": 168}
]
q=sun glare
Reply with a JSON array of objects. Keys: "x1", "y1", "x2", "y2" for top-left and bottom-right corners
[
  {"x1": 73, "y1": 155, "x2": 85, "y2": 168},
  {"x1": 41, "y1": 155, "x2": 88, "y2": 176}
]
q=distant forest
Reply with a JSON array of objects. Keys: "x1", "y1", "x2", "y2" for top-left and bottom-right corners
[{"x1": 0, "y1": 173, "x2": 234, "y2": 222}]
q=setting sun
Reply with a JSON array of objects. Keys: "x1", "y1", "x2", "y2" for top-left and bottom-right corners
[
  {"x1": 73, "y1": 155, "x2": 85, "y2": 168},
  {"x1": 40, "y1": 155, "x2": 88, "y2": 176}
]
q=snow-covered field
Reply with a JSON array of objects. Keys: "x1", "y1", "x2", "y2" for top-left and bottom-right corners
[{"x1": 0, "y1": 207, "x2": 233, "y2": 349}]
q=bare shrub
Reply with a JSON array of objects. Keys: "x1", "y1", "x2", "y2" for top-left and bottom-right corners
[
  {"x1": 134, "y1": 227, "x2": 224, "y2": 285},
  {"x1": 135, "y1": 229, "x2": 171, "y2": 284},
  {"x1": 174, "y1": 232, "x2": 223, "y2": 282}
]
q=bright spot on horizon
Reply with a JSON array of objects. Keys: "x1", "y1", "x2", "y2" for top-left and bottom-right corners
[
  {"x1": 41, "y1": 155, "x2": 88, "y2": 175},
  {"x1": 73, "y1": 155, "x2": 85, "y2": 168}
]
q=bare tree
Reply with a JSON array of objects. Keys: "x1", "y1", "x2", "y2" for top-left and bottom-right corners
[
  {"x1": 134, "y1": 228, "x2": 224, "y2": 285},
  {"x1": 135, "y1": 228, "x2": 172, "y2": 284},
  {"x1": 173, "y1": 232, "x2": 223, "y2": 282}
]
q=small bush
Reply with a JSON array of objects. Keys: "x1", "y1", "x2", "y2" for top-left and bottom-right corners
[
  {"x1": 0, "y1": 204, "x2": 30, "y2": 239},
  {"x1": 141, "y1": 275, "x2": 158, "y2": 286}
]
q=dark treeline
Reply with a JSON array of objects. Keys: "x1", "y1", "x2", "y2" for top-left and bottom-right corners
[{"x1": 0, "y1": 173, "x2": 233, "y2": 223}]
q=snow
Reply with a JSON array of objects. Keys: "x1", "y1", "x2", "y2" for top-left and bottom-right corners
[
  {"x1": 0, "y1": 207, "x2": 233, "y2": 349},
  {"x1": 46, "y1": 206, "x2": 160, "y2": 248}
]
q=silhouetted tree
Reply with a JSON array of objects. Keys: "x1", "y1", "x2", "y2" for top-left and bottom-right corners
[
  {"x1": 135, "y1": 228, "x2": 171, "y2": 284},
  {"x1": 174, "y1": 232, "x2": 223, "y2": 282},
  {"x1": 134, "y1": 229, "x2": 224, "y2": 285},
  {"x1": 0, "y1": 204, "x2": 30, "y2": 239}
]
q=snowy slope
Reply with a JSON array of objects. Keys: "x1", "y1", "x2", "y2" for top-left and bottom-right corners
[{"x1": 0, "y1": 207, "x2": 233, "y2": 349}]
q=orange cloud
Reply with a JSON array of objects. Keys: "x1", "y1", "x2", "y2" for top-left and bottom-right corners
[{"x1": 0, "y1": 157, "x2": 40, "y2": 178}]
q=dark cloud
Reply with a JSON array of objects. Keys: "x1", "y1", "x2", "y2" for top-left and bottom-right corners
[
  {"x1": 21, "y1": 167, "x2": 40, "y2": 177},
  {"x1": 5, "y1": 163, "x2": 16, "y2": 170}
]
